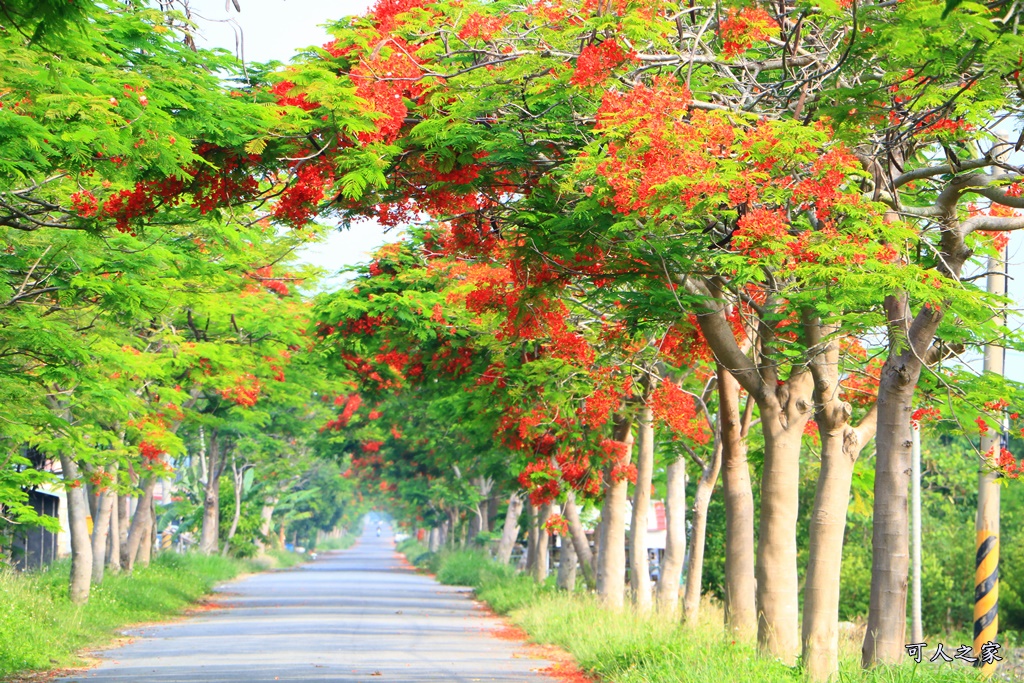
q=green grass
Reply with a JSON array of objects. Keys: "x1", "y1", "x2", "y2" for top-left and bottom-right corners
[
  {"x1": 410, "y1": 549, "x2": 984, "y2": 683},
  {"x1": 0, "y1": 551, "x2": 298, "y2": 679}
]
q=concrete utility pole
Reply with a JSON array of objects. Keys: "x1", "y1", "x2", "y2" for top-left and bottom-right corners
[
  {"x1": 911, "y1": 421, "x2": 922, "y2": 645},
  {"x1": 974, "y1": 243, "x2": 1006, "y2": 678}
]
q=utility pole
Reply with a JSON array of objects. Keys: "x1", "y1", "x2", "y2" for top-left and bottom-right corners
[
  {"x1": 911, "y1": 421, "x2": 922, "y2": 644},
  {"x1": 974, "y1": 242, "x2": 1006, "y2": 678}
]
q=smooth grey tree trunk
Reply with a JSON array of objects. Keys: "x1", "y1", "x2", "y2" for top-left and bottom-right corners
[
  {"x1": 495, "y1": 493, "x2": 523, "y2": 564},
  {"x1": 597, "y1": 416, "x2": 634, "y2": 609},
  {"x1": 531, "y1": 502, "x2": 551, "y2": 583},
  {"x1": 556, "y1": 534, "x2": 577, "y2": 591},
  {"x1": 61, "y1": 453, "x2": 93, "y2": 603},
  {"x1": 123, "y1": 479, "x2": 155, "y2": 571},
  {"x1": 107, "y1": 492, "x2": 120, "y2": 573},
  {"x1": 629, "y1": 401, "x2": 655, "y2": 612},
  {"x1": 657, "y1": 456, "x2": 688, "y2": 615},
  {"x1": 90, "y1": 480, "x2": 116, "y2": 584},
  {"x1": 683, "y1": 438, "x2": 722, "y2": 622},
  {"x1": 563, "y1": 490, "x2": 595, "y2": 589}
]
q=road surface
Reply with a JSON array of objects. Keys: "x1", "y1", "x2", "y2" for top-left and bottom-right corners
[{"x1": 59, "y1": 527, "x2": 553, "y2": 682}]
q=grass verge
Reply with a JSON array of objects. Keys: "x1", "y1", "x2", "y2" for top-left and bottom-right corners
[
  {"x1": 0, "y1": 551, "x2": 299, "y2": 679},
  {"x1": 399, "y1": 545, "x2": 985, "y2": 683}
]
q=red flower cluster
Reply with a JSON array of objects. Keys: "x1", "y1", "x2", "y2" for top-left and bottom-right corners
[
  {"x1": 997, "y1": 446, "x2": 1020, "y2": 479},
  {"x1": 518, "y1": 459, "x2": 561, "y2": 505},
  {"x1": 570, "y1": 40, "x2": 629, "y2": 87},
  {"x1": 139, "y1": 441, "x2": 165, "y2": 461},
  {"x1": 544, "y1": 513, "x2": 569, "y2": 536},
  {"x1": 219, "y1": 373, "x2": 262, "y2": 407},
  {"x1": 274, "y1": 160, "x2": 334, "y2": 228},
  {"x1": 910, "y1": 406, "x2": 941, "y2": 427},
  {"x1": 719, "y1": 7, "x2": 778, "y2": 59},
  {"x1": 459, "y1": 12, "x2": 507, "y2": 41},
  {"x1": 71, "y1": 190, "x2": 99, "y2": 218},
  {"x1": 650, "y1": 381, "x2": 709, "y2": 443}
]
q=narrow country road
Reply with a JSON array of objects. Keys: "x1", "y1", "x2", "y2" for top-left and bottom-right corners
[{"x1": 59, "y1": 528, "x2": 553, "y2": 682}]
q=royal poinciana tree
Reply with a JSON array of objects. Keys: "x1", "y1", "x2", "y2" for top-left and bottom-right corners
[
  {"x1": 0, "y1": 0, "x2": 368, "y2": 603},
  {"x1": 267, "y1": 0, "x2": 1024, "y2": 677}
]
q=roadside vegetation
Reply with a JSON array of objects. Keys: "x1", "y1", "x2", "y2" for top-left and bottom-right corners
[{"x1": 399, "y1": 543, "x2": 984, "y2": 683}]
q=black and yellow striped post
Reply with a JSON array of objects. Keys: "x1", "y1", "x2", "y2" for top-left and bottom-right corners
[
  {"x1": 973, "y1": 529, "x2": 998, "y2": 676},
  {"x1": 973, "y1": 244, "x2": 1006, "y2": 679}
]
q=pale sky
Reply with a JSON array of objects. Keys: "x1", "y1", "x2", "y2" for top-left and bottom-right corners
[{"x1": 187, "y1": 0, "x2": 399, "y2": 289}]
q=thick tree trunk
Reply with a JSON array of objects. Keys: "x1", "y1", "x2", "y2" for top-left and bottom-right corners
[
  {"x1": 802, "y1": 320, "x2": 878, "y2": 682},
  {"x1": 563, "y1": 490, "x2": 596, "y2": 590},
  {"x1": 597, "y1": 416, "x2": 634, "y2": 610},
  {"x1": 556, "y1": 534, "x2": 577, "y2": 591},
  {"x1": 629, "y1": 402, "x2": 655, "y2": 612},
  {"x1": 531, "y1": 502, "x2": 551, "y2": 583},
  {"x1": 756, "y1": 396, "x2": 811, "y2": 665},
  {"x1": 122, "y1": 479, "x2": 155, "y2": 572},
  {"x1": 718, "y1": 368, "x2": 757, "y2": 639},
  {"x1": 61, "y1": 454, "x2": 93, "y2": 603},
  {"x1": 495, "y1": 493, "x2": 523, "y2": 564},
  {"x1": 90, "y1": 480, "x2": 116, "y2": 584},
  {"x1": 683, "y1": 439, "x2": 723, "y2": 622},
  {"x1": 863, "y1": 349, "x2": 922, "y2": 666},
  {"x1": 428, "y1": 526, "x2": 441, "y2": 552},
  {"x1": 657, "y1": 456, "x2": 688, "y2": 615}
]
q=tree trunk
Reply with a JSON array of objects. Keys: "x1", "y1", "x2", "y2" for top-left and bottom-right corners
[
  {"x1": 107, "y1": 493, "x2": 120, "y2": 573},
  {"x1": 657, "y1": 456, "x2": 688, "y2": 615},
  {"x1": 629, "y1": 401, "x2": 655, "y2": 613},
  {"x1": 556, "y1": 534, "x2": 577, "y2": 591},
  {"x1": 597, "y1": 416, "x2": 634, "y2": 609},
  {"x1": 122, "y1": 479, "x2": 155, "y2": 572},
  {"x1": 257, "y1": 499, "x2": 277, "y2": 553},
  {"x1": 592, "y1": 516, "x2": 604, "y2": 591},
  {"x1": 222, "y1": 461, "x2": 246, "y2": 557},
  {"x1": 199, "y1": 431, "x2": 223, "y2": 555},
  {"x1": 117, "y1": 494, "x2": 129, "y2": 566},
  {"x1": 718, "y1": 368, "x2": 757, "y2": 639},
  {"x1": 863, "y1": 346, "x2": 922, "y2": 666},
  {"x1": 683, "y1": 436, "x2": 723, "y2": 622},
  {"x1": 756, "y1": 390, "x2": 811, "y2": 665},
  {"x1": 61, "y1": 454, "x2": 93, "y2": 603},
  {"x1": 495, "y1": 493, "x2": 523, "y2": 564},
  {"x1": 90, "y1": 481, "x2": 116, "y2": 584},
  {"x1": 531, "y1": 502, "x2": 551, "y2": 583},
  {"x1": 428, "y1": 526, "x2": 441, "y2": 552},
  {"x1": 138, "y1": 505, "x2": 154, "y2": 567},
  {"x1": 563, "y1": 490, "x2": 596, "y2": 590},
  {"x1": 525, "y1": 499, "x2": 538, "y2": 574},
  {"x1": 802, "y1": 320, "x2": 878, "y2": 682}
]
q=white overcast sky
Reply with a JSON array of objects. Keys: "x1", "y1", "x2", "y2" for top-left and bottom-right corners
[{"x1": 186, "y1": 0, "x2": 1023, "y2": 384}]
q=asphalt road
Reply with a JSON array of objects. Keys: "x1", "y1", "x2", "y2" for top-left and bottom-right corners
[{"x1": 59, "y1": 527, "x2": 553, "y2": 682}]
